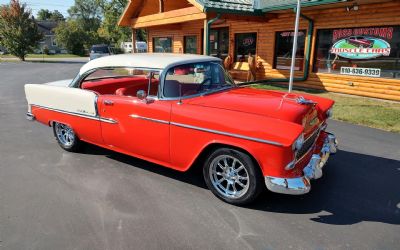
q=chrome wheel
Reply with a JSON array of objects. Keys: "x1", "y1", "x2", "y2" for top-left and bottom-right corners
[
  {"x1": 209, "y1": 155, "x2": 250, "y2": 199},
  {"x1": 55, "y1": 123, "x2": 75, "y2": 147}
]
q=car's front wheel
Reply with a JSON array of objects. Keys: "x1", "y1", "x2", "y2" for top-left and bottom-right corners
[
  {"x1": 203, "y1": 148, "x2": 264, "y2": 205},
  {"x1": 53, "y1": 122, "x2": 82, "y2": 152}
]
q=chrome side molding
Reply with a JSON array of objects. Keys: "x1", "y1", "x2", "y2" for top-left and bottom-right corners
[
  {"x1": 130, "y1": 114, "x2": 170, "y2": 124},
  {"x1": 129, "y1": 114, "x2": 284, "y2": 147},
  {"x1": 29, "y1": 104, "x2": 117, "y2": 124}
]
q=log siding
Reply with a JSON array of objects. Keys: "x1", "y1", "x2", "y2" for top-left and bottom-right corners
[{"x1": 143, "y1": 1, "x2": 400, "y2": 101}]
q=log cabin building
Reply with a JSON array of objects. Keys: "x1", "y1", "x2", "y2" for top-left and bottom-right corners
[{"x1": 118, "y1": 0, "x2": 400, "y2": 101}]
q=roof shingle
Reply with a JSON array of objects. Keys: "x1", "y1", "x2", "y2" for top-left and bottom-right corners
[{"x1": 199, "y1": 0, "x2": 254, "y2": 12}]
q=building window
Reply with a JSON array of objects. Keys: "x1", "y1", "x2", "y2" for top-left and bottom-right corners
[
  {"x1": 313, "y1": 26, "x2": 400, "y2": 79},
  {"x1": 184, "y1": 36, "x2": 197, "y2": 54},
  {"x1": 234, "y1": 33, "x2": 257, "y2": 62},
  {"x1": 153, "y1": 37, "x2": 172, "y2": 53},
  {"x1": 274, "y1": 30, "x2": 306, "y2": 70},
  {"x1": 51, "y1": 37, "x2": 57, "y2": 46}
]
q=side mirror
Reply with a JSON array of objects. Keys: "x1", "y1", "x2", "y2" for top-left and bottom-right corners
[{"x1": 137, "y1": 90, "x2": 147, "y2": 100}]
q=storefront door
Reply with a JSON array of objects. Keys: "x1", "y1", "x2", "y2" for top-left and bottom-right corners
[{"x1": 202, "y1": 27, "x2": 229, "y2": 60}]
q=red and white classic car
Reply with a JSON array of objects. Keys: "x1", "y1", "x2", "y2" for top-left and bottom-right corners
[{"x1": 25, "y1": 54, "x2": 337, "y2": 205}]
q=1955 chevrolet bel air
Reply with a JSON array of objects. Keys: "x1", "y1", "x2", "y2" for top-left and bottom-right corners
[{"x1": 25, "y1": 53, "x2": 337, "y2": 205}]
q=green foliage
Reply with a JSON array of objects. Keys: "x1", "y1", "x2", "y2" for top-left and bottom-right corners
[
  {"x1": 136, "y1": 29, "x2": 147, "y2": 42},
  {"x1": 68, "y1": 0, "x2": 102, "y2": 32},
  {"x1": 96, "y1": 0, "x2": 147, "y2": 45},
  {"x1": 50, "y1": 10, "x2": 65, "y2": 21},
  {"x1": 54, "y1": 20, "x2": 87, "y2": 56},
  {"x1": 54, "y1": 0, "x2": 147, "y2": 55},
  {"x1": 97, "y1": 0, "x2": 131, "y2": 45},
  {"x1": 37, "y1": 9, "x2": 65, "y2": 21},
  {"x1": 43, "y1": 45, "x2": 49, "y2": 55},
  {"x1": 0, "y1": 0, "x2": 43, "y2": 61},
  {"x1": 37, "y1": 9, "x2": 51, "y2": 20},
  {"x1": 55, "y1": 0, "x2": 107, "y2": 55}
]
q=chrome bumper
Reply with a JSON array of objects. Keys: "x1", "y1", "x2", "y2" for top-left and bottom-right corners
[
  {"x1": 26, "y1": 112, "x2": 35, "y2": 121},
  {"x1": 265, "y1": 132, "x2": 338, "y2": 195}
]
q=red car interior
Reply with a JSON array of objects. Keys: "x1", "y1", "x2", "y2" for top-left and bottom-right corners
[
  {"x1": 82, "y1": 77, "x2": 159, "y2": 96},
  {"x1": 115, "y1": 79, "x2": 159, "y2": 96}
]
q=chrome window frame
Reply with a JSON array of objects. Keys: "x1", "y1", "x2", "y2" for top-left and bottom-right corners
[
  {"x1": 159, "y1": 60, "x2": 236, "y2": 101},
  {"x1": 70, "y1": 66, "x2": 163, "y2": 98}
]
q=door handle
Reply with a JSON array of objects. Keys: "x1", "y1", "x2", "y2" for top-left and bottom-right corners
[{"x1": 104, "y1": 100, "x2": 114, "y2": 106}]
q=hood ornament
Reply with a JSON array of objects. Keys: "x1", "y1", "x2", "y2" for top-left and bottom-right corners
[{"x1": 296, "y1": 96, "x2": 316, "y2": 105}]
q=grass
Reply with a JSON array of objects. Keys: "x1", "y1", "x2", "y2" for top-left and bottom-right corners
[
  {"x1": 0, "y1": 53, "x2": 81, "y2": 58},
  {"x1": 251, "y1": 83, "x2": 400, "y2": 133}
]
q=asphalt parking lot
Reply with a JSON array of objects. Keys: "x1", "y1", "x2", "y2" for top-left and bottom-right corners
[{"x1": 0, "y1": 62, "x2": 399, "y2": 250}]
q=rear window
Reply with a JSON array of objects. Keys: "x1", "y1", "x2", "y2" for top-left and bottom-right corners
[{"x1": 91, "y1": 46, "x2": 109, "y2": 53}]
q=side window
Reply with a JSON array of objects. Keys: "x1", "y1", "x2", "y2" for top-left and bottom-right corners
[
  {"x1": 80, "y1": 68, "x2": 160, "y2": 97},
  {"x1": 163, "y1": 62, "x2": 234, "y2": 98}
]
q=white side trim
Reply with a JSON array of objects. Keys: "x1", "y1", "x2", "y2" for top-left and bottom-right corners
[{"x1": 25, "y1": 84, "x2": 97, "y2": 117}]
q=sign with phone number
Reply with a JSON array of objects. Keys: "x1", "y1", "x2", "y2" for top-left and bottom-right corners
[{"x1": 340, "y1": 67, "x2": 381, "y2": 77}]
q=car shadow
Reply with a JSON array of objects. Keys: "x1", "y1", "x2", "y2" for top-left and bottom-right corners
[
  {"x1": 82, "y1": 143, "x2": 207, "y2": 189},
  {"x1": 82, "y1": 144, "x2": 400, "y2": 225}
]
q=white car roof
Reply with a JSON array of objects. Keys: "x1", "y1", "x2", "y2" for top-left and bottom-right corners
[{"x1": 79, "y1": 53, "x2": 221, "y2": 75}]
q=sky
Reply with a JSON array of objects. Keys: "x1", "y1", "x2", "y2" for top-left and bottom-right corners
[{"x1": 0, "y1": 0, "x2": 75, "y2": 17}]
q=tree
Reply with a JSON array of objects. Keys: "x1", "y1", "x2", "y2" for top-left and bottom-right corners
[
  {"x1": 55, "y1": 0, "x2": 107, "y2": 55},
  {"x1": 37, "y1": 9, "x2": 51, "y2": 20},
  {"x1": 68, "y1": 0, "x2": 102, "y2": 32},
  {"x1": 54, "y1": 20, "x2": 87, "y2": 56},
  {"x1": 0, "y1": 0, "x2": 43, "y2": 61},
  {"x1": 136, "y1": 29, "x2": 147, "y2": 42},
  {"x1": 96, "y1": 0, "x2": 146, "y2": 46},
  {"x1": 97, "y1": 0, "x2": 131, "y2": 45},
  {"x1": 37, "y1": 9, "x2": 65, "y2": 21},
  {"x1": 50, "y1": 10, "x2": 65, "y2": 21}
]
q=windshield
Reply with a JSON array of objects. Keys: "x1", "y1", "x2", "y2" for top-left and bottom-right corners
[{"x1": 163, "y1": 62, "x2": 235, "y2": 98}]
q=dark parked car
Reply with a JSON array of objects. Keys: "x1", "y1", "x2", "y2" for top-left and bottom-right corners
[{"x1": 89, "y1": 44, "x2": 112, "y2": 61}]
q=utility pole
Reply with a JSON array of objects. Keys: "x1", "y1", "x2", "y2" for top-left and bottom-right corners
[{"x1": 288, "y1": 0, "x2": 301, "y2": 93}]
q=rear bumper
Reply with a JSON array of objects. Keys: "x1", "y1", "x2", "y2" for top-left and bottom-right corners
[
  {"x1": 265, "y1": 132, "x2": 338, "y2": 195},
  {"x1": 26, "y1": 112, "x2": 36, "y2": 121}
]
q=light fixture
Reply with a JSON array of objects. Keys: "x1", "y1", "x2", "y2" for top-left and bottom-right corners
[{"x1": 346, "y1": 4, "x2": 359, "y2": 12}]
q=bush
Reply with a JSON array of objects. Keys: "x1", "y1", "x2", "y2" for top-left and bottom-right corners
[{"x1": 43, "y1": 46, "x2": 49, "y2": 55}]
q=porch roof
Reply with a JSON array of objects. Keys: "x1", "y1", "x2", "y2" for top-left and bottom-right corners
[
  {"x1": 118, "y1": 0, "x2": 349, "y2": 27},
  {"x1": 195, "y1": 0, "x2": 254, "y2": 12},
  {"x1": 256, "y1": 0, "x2": 348, "y2": 12}
]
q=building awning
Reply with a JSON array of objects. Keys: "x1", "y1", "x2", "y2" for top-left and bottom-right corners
[{"x1": 255, "y1": 0, "x2": 348, "y2": 12}]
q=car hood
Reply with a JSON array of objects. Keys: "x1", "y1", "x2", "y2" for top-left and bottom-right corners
[
  {"x1": 186, "y1": 87, "x2": 326, "y2": 131},
  {"x1": 45, "y1": 79, "x2": 73, "y2": 87}
]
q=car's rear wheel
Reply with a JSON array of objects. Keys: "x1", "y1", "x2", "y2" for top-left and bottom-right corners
[
  {"x1": 53, "y1": 122, "x2": 82, "y2": 152},
  {"x1": 203, "y1": 148, "x2": 264, "y2": 205}
]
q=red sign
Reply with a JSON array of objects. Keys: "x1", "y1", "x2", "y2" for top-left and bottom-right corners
[
  {"x1": 333, "y1": 27, "x2": 394, "y2": 41},
  {"x1": 242, "y1": 37, "x2": 254, "y2": 46},
  {"x1": 280, "y1": 31, "x2": 305, "y2": 37}
]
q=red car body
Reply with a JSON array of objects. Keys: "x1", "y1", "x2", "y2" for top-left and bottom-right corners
[
  {"x1": 346, "y1": 36, "x2": 375, "y2": 48},
  {"x1": 25, "y1": 54, "x2": 337, "y2": 204}
]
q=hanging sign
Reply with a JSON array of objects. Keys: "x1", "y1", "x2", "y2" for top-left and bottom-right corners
[
  {"x1": 330, "y1": 27, "x2": 393, "y2": 60},
  {"x1": 331, "y1": 37, "x2": 391, "y2": 59}
]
